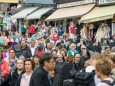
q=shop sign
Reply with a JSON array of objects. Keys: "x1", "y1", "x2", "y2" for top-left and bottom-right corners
[
  {"x1": 57, "y1": 0, "x2": 95, "y2": 8},
  {"x1": 98, "y1": 0, "x2": 115, "y2": 5}
]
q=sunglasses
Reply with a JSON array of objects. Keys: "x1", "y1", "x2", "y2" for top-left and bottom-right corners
[{"x1": 81, "y1": 48, "x2": 86, "y2": 50}]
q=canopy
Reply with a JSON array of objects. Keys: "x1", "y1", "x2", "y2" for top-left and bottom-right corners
[
  {"x1": 45, "y1": 4, "x2": 95, "y2": 21},
  {"x1": 79, "y1": 5, "x2": 115, "y2": 23},
  {"x1": 26, "y1": 7, "x2": 52, "y2": 19},
  {"x1": 0, "y1": 0, "x2": 20, "y2": 3},
  {"x1": 11, "y1": 7, "x2": 38, "y2": 19}
]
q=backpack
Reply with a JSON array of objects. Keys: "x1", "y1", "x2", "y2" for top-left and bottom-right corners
[
  {"x1": 101, "y1": 79, "x2": 115, "y2": 86},
  {"x1": 74, "y1": 69, "x2": 95, "y2": 86}
]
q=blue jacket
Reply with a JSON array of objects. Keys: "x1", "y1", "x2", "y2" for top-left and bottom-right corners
[{"x1": 67, "y1": 50, "x2": 79, "y2": 56}]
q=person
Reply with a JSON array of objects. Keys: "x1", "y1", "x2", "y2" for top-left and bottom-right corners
[
  {"x1": 4, "y1": 49, "x2": 18, "y2": 71},
  {"x1": 58, "y1": 24, "x2": 63, "y2": 36},
  {"x1": 16, "y1": 59, "x2": 34, "y2": 86},
  {"x1": 1, "y1": 58, "x2": 24, "y2": 86},
  {"x1": 33, "y1": 54, "x2": 40, "y2": 69},
  {"x1": 20, "y1": 40, "x2": 32, "y2": 58},
  {"x1": 96, "y1": 59, "x2": 115, "y2": 86},
  {"x1": 29, "y1": 53, "x2": 55, "y2": 86},
  {"x1": 67, "y1": 43, "x2": 78, "y2": 56},
  {"x1": 85, "y1": 52, "x2": 103, "y2": 85},
  {"x1": 0, "y1": 52, "x2": 10, "y2": 81},
  {"x1": 35, "y1": 45, "x2": 43, "y2": 55},
  {"x1": 74, "y1": 54, "x2": 84, "y2": 72},
  {"x1": 5, "y1": 34, "x2": 14, "y2": 45},
  {"x1": 29, "y1": 40, "x2": 38, "y2": 56},
  {"x1": 52, "y1": 53, "x2": 66, "y2": 86}
]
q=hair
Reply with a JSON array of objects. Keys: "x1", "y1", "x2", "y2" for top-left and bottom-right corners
[
  {"x1": 101, "y1": 48, "x2": 112, "y2": 58},
  {"x1": 39, "y1": 53, "x2": 53, "y2": 66},
  {"x1": 84, "y1": 60, "x2": 91, "y2": 67},
  {"x1": 16, "y1": 58, "x2": 24, "y2": 64},
  {"x1": 66, "y1": 55, "x2": 74, "y2": 63},
  {"x1": 9, "y1": 48, "x2": 16, "y2": 53},
  {"x1": 47, "y1": 45, "x2": 52, "y2": 51},
  {"x1": 24, "y1": 59, "x2": 35, "y2": 70},
  {"x1": 90, "y1": 52, "x2": 103, "y2": 61},
  {"x1": 109, "y1": 54, "x2": 115, "y2": 63},
  {"x1": 60, "y1": 48, "x2": 67, "y2": 56},
  {"x1": 69, "y1": 43, "x2": 76, "y2": 50},
  {"x1": 38, "y1": 46, "x2": 43, "y2": 51},
  {"x1": 14, "y1": 44, "x2": 21, "y2": 51},
  {"x1": 33, "y1": 54, "x2": 40, "y2": 59},
  {"x1": 96, "y1": 59, "x2": 112, "y2": 76}
]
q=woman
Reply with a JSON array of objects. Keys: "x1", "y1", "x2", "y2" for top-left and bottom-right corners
[
  {"x1": 60, "y1": 48, "x2": 67, "y2": 60},
  {"x1": 0, "y1": 52, "x2": 10, "y2": 81},
  {"x1": 0, "y1": 32, "x2": 7, "y2": 44},
  {"x1": 67, "y1": 43, "x2": 78, "y2": 56},
  {"x1": 33, "y1": 54, "x2": 40, "y2": 69},
  {"x1": 53, "y1": 53, "x2": 66, "y2": 86},
  {"x1": 63, "y1": 55, "x2": 74, "y2": 81},
  {"x1": 5, "y1": 34, "x2": 14, "y2": 45},
  {"x1": 16, "y1": 59, "x2": 35, "y2": 86},
  {"x1": 1, "y1": 58, "x2": 24, "y2": 86}
]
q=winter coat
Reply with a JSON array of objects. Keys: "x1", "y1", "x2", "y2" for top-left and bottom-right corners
[
  {"x1": 1, "y1": 69, "x2": 25, "y2": 86},
  {"x1": 1, "y1": 59, "x2": 10, "y2": 79}
]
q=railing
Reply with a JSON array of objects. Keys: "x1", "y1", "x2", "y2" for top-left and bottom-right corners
[{"x1": 98, "y1": 0, "x2": 115, "y2": 4}]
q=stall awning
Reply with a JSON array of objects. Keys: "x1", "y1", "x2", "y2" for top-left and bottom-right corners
[
  {"x1": 45, "y1": 4, "x2": 95, "y2": 21},
  {"x1": 25, "y1": 7, "x2": 52, "y2": 19},
  {"x1": 79, "y1": 5, "x2": 115, "y2": 23},
  {"x1": 0, "y1": 0, "x2": 20, "y2": 3},
  {"x1": 11, "y1": 7, "x2": 38, "y2": 19}
]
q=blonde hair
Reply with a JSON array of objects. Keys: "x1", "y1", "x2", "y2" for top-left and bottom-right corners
[
  {"x1": 69, "y1": 43, "x2": 76, "y2": 49},
  {"x1": 84, "y1": 60, "x2": 91, "y2": 67}
]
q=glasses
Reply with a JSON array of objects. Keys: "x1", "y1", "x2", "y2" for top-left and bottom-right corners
[
  {"x1": 75, "y1": 57, "x2": 80, "y2": 58},
  {"x1": 10, "y1": 52, "x2": 15, "y2": 53},
  {"x1": 72, "y1": 46, "x2": 75, "y2": 47},
  {"x1": 81, "y1": 48, "x2": 86, "y2": 50}
]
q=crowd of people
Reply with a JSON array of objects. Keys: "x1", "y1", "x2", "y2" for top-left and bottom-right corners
[{"x1": 0, "y1": 23, "x2": 115, "y2": 86}]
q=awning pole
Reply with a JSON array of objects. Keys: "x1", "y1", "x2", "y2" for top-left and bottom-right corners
[{"x1": 19, "y1": 19, "x2": 22, "y2": 36}]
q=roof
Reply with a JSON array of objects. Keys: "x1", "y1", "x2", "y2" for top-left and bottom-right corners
[
  {"x1": 23, "y1": 0, "x2": 54, "y2": 4},
  {"x1": 0, "y1": 0, "x2": 20, "y2": 3}
]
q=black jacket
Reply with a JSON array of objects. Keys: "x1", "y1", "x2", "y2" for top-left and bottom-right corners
[
  {"x1": 1, "y1": 69, "x2": 24, "y2": 86},
  {"x1": 21, "y1": 45, "x2": 32, "y2": 58},
  {"x1": 29, "y1": 66, "x2": 51, "y2": 86}
]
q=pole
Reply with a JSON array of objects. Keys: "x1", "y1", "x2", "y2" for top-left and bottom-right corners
[{"x1": 19, "y1": 19, "x2": 22, "y2": 36}]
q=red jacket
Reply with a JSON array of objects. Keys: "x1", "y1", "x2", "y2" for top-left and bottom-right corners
[
  {"x1": 35, "y1": 51, "x2": 43, "y2": 55},
  {"x1": 1, "y1": 59, "x2": 10, "y2": 79},
  {"x1": 28, "y1": 25, "x2": 35, "y2": 34}
]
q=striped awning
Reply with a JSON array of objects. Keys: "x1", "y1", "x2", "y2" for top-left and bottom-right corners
[
  {"x1": 79, "y1": 5, "x2": 115, "y2": 23},
  {"x1": 0, "y1": 0, "x2": 20, "y2": 3}
]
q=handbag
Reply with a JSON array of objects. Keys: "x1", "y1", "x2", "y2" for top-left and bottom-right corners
[{"x1": 70, "y1": 63, "x2": 77, "y2": 77}]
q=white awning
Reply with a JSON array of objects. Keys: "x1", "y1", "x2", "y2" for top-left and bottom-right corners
[
  {"x1": 79, "y1": 5, "x2": 115, "y2": 23},
  {"x1": 11, "y1": 7, "x2": 38, "y2": 19},
  {"x1": 45, "y1": 4, "x2": 95, "y2": 21},
  {"x1": 25, "y1": 7, "x2": 52, "y2": 19}
]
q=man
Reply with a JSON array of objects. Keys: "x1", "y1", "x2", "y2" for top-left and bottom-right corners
[
  {"x1": 20, "y1": 40, "x2": 32, "y2": 58},
  {"x1": 4, "y1": 49, "x2": 17, "y2": 71},
  {"x1": 30, "y1": 53, "x2": 55, "y2": 86},
  {"x1": 29, "y1": 40, "x2": 38, "y2": 56}
]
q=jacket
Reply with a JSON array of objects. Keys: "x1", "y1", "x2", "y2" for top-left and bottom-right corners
[
  {"x1": 29, "y1": 66, "x2": 51, "y2": 86},
  {"x1": 1, "y1": 59, "x2": 10, "y2": 79},
  {"x1": 1, "y1": 69, "x2": 25, "y2": 86},
  {"x1": 21, "y1": 45, "x2": 32, "y2": 58},
  {"x1": 67, "y1": 50, "x2": 79, "y2": 56}
]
